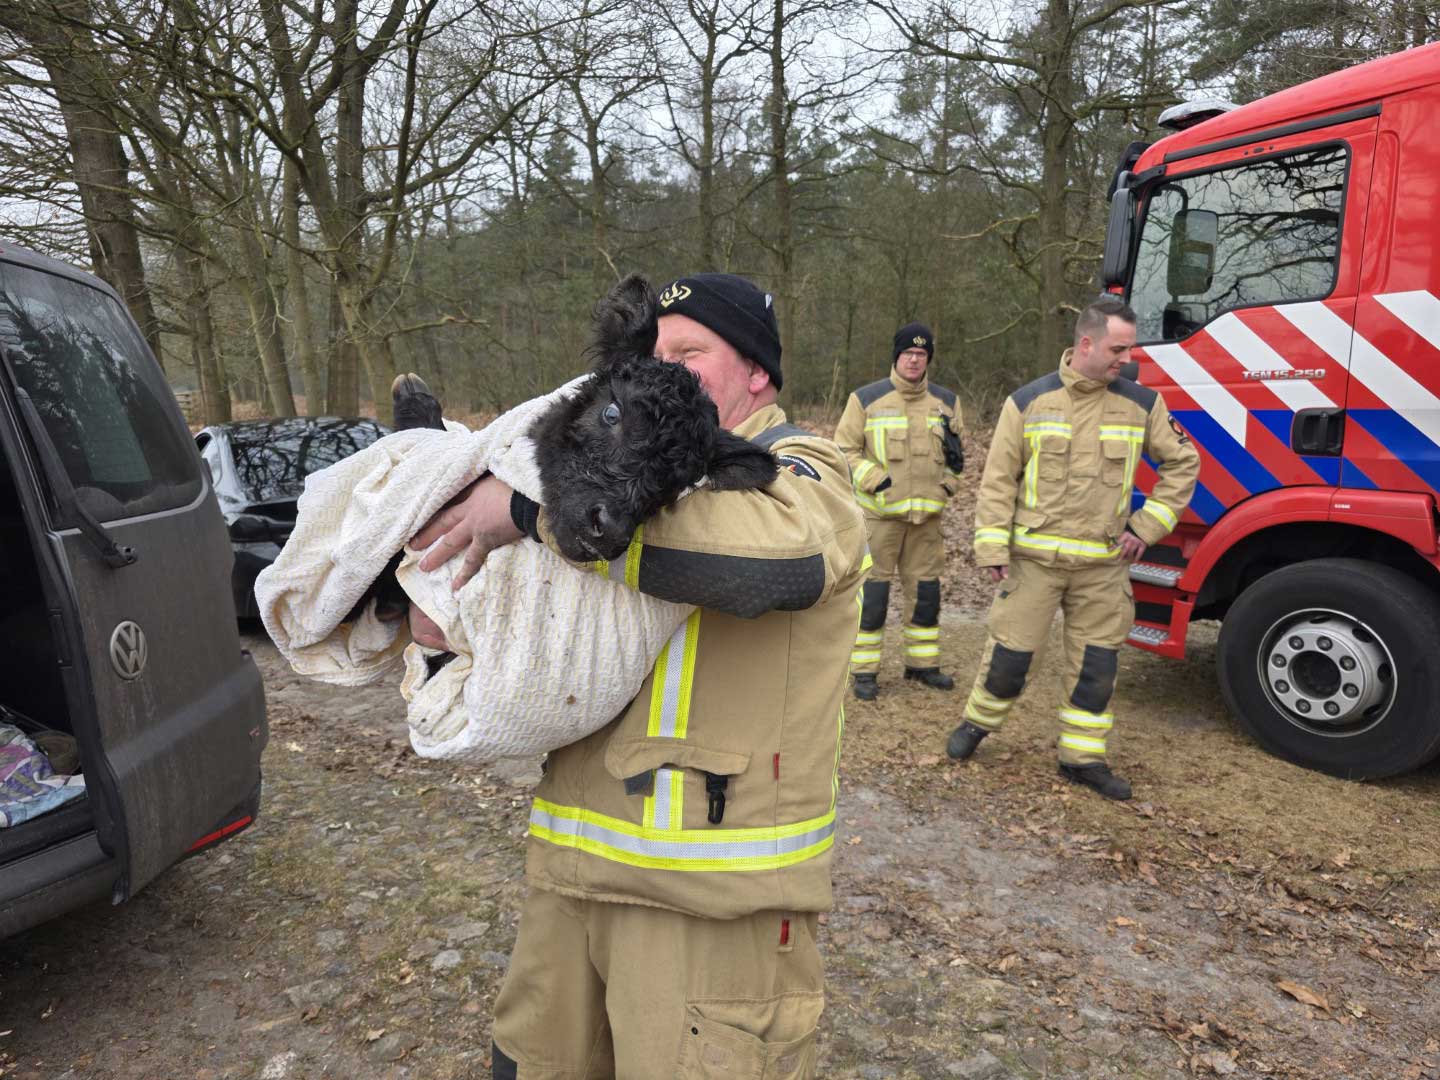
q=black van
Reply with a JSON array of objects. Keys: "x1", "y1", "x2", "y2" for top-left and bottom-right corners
[{"x1": 0, "y1": 243, "x2": 267, "y2": 938}]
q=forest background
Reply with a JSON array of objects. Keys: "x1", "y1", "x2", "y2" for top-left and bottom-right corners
[{"x1": 0, "y1": 0, "x2": 1435, "y2": 426}]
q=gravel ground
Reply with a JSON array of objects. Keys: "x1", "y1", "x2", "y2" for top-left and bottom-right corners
[{"x1": 0, "y1": 622, "x2": 1436, "y2": 1080}]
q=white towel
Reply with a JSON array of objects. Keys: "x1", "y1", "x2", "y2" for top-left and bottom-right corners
[{"x1": 254, "y1": 379, "x2": 691, "y2": 761}]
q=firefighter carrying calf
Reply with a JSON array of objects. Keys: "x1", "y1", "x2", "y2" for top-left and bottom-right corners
[{"x1": 946, "y1": 299, "x2": 1199, "y2": 799}]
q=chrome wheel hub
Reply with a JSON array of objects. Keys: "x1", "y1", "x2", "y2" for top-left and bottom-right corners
[{"x1": 1259, "y1": 609, "x2": 1394, "y2": 737}]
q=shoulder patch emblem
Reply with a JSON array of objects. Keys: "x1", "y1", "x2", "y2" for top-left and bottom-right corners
[
  {"x1": 776, "y1": 454, "x2": 821, "y2": 481},
  {"x1": 1168, "y1": 415, "x2": 1191, "y2": 444}
]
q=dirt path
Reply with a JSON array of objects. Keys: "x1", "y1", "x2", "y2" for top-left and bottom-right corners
[{"x1": 1, "y1": 621, "x2": 1436, "y2": 1079}]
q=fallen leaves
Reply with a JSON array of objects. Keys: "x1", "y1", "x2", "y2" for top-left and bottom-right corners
[{"x1": 1275, "y1": 980, "x2": 1330, "y2": 1013}]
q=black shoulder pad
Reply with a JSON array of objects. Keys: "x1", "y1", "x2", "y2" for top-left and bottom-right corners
[
  {"x1": 854, "y1": 378, "x2": 892, "y2": 409},
  {"x1": 927, "y1": 383, "x2": 958, "y2": 409},
  {"x1": 1010, "y1": 372, "x2": 1063, "y2": 412},
  {"x1": 750, "y1": 422, "x2": 812, "y2": 450},
  {"x1": 1107, "y1": 377, "x2": 1158, "y2": 411}
]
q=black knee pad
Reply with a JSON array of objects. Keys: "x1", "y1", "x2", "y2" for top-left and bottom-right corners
[
  {"x1": 860, "y1": 579, "x2": 891, "y2": 631},
  {"x1": 493, "y1": 1042, "x2": 518, "y2": 1079},
  {"x1": 983, "y1": 643, "x2": 1032, "y2": 699},
  {"x1": 1070, "y1": 645, "x2": 1119, "y2": 713},
  {"x1": 912, "y1": 579, "x2": 941, "y2": 627}
]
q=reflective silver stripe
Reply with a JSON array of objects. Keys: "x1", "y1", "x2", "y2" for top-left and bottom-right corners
[
  {"x1": 651, "y1": 767, "x2": 681, "y2": 829},
  {"x1": 530, "y1": 803, "x2": 837, "y2": 863}
]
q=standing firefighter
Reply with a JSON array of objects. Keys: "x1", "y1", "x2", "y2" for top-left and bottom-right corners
[
  {"x1": 836, "y1": 321, "x2": 964, "y2": 700},
  {"x1": 408, "y1": 273, "x2": 868, "y2": 1077},
  {"x1": 945, "y1": 299, "x2": 1198, "y2": 799}
]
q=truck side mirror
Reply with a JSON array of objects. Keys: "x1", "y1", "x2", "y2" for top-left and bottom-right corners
[
  {"x1": 1101, "y1": 176, "x2": 1136, "y2": 288},
  {"x1": 1167, "y1": 208, "x2": 1218, "y2": 296}
]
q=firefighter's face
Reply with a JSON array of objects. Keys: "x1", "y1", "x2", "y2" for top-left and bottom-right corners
[
  {"x1": 895, "y1": 347, "x2": 929, "y2": 382},
  {"x1": 1073, "y1": 316, "x2": 1137, "y2": 382},
  {"x1": 655, "y1": 313, "x2": 773, "y2": 430}
]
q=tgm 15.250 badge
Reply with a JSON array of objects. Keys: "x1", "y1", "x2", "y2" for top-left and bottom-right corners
[{"x1": 1241, "y1": 368, "x2": 1327, "y2": 381}]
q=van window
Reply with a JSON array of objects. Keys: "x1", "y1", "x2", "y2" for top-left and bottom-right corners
[
  {"x1": 0, "y1": 262, "x2": 201, "y2": 522},
  {"x1": 1130, "y1": 145, "x2": 1347, "y2": 343}
]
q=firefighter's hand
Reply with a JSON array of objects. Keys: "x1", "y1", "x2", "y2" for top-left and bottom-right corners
[
  {"x1": 408, "y1": 605, "x2": 451, "y2": 652},
  {"x1": 1119, "y1": 530, "x2": 1147, "y2": 564},
  {"x1": 987, "y1": 566, "x2": 1009, "y2": 583},
  {"x1": 412, "y1": 473, "x2": 522, "y2": 591}
]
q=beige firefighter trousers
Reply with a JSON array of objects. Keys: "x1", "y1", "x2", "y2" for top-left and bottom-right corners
[
  {"x1": 851, "y1": 516, "x2": 945, "y2": 676},
  {"x1": 491, "y1": 887, "x2": 824, "y2": 1079},
  {"x1": 959, "y1": 557, "x2": 1134, "y2": 765}
]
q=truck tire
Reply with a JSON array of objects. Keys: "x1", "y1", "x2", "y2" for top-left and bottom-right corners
[{"x1": 1217, "y1": 558, "x2": 1440, "y2": 779}]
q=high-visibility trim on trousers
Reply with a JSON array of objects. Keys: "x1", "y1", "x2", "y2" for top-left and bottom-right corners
[
  {"x1": 903, "y1": 626, "x2": 939, "y2": 641},
  {"x1": 1058, "y1": 732, "x2": 1108, "y2": 755},
  {"x1": 1012, "y1": 528, "x2": 1120, "y2": 559},
  {"x1": 964, "y1": 685, "x2": 1017, "y2": 729},
  {"x1": 1059, "y1": 707, "x2": 1114, "y2": 730},
  {"x1": 529, "y1": 799, "x2": 837, "y2": 872}
]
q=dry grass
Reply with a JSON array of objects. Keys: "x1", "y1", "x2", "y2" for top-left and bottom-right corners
[{"x1": 845, "y1": 614, "x2": 1440, "y2": 910}]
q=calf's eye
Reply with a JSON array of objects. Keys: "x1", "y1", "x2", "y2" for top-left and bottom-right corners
[{"x1": 601, "y1": 401, "x2": 621, "y2": 426}]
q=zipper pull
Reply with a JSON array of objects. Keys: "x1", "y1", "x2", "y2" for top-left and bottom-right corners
[{"x1": 704, "y1": 772, "x2": 728, "y2": 825}]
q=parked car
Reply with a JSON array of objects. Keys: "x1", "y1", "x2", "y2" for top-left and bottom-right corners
[
  {"x1": 195, "y1": 417, "x2": 390, "y2": 618},
  {"x1": 0, "y1": 241, "x2": 267, "y2": 939}
]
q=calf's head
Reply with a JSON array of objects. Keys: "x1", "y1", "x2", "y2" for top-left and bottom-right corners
[{"x1": 530, "y1": 275, "x2": 779, "y2": 562}]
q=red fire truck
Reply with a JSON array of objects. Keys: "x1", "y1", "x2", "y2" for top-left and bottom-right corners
[{"x1": 1102, "y1": 42, "x2": 1440, "y2": 778}]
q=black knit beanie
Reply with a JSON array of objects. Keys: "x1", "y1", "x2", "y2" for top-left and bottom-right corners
[
  {"x1": 656, "y1": 273, "x2": 784, "y2": 390},
  {"x1": 893, "y1": 322, "x2": 934, "y2": 365}
]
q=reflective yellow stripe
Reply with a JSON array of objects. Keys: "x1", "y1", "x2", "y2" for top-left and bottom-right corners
[
  {"x1": 600, "y1": 524, "x2": 645, "y2": 587},
  {"x1": 851, "y1": 650, "x2": 882, "y2": 664},
  {"x1": 864, "y1": 417, "x2": 909, "y2": 429},
  {"x1": 1140, "y1": 499, "x2": 1178, "y2": 531},
  {"x1": 1058, "y1": 733, "x2": 1108, "y2": 754},
  {"x1": 852, "y1": 459, "x2": 877, "y2": 487},
  {"x1": 906, "y1": 644, "x2": 940, "y2": 658},
  {"x1": 855, "y1": 630, "x2": 884, "y2": 644},
  {"x1": 1012, "y1": 528, "x2": 1119, "y2": 559},
  {"x1": 1023, "y1": 422, "x2": 1072, "y2": 435},
  {"x1": 1099, "y1": 425, "x2": 1144, "y2": 441},
  {"x1": 903, "y1": 626, "x2": 939, "y2": 640},
  {"x1": 970, "y1": 686, "x2": 1013, "y2": 710},
  {"x1": 530, "y1": 799, "x2": 837, "y2": 872},
  {"x1": 854, "y1": 492, "x2": 947, "y2": 516},
  {"x1": 975, "y1": 526, "x2": 1011, "y2": 546},
  {"x1": 1060, "y1": 708, "x2": 1114, "y2": 729},
  {"x1": 647, "y1": 610, "x2": 701, "y2": 739}
]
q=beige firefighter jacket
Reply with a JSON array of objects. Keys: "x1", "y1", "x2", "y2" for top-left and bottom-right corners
[
  {"x1": 835, "y1": 371, "x2": 963, "y2": 524},
  {"x1": 974, "y1": 351, "x2": 1200, "y2": 569},
  {"x1": 526, "y1": 404, "x2": 869, "y2": 920}
]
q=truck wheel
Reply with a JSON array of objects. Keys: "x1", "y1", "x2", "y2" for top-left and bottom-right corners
[{"x1": 1216, "y1": 558, "x2": 1440, "y2": 779}]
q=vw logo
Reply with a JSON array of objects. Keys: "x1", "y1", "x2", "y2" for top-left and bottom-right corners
[{"x1": 110, "y1": 621, "x2": 148, "y2": 680}]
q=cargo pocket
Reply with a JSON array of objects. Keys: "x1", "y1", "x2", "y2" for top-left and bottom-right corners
[
  {"x1": 884, "y1": 430, "x2": 908, "y2": 464},
  {"x1": 1101, "y1": 439, "x2": 1131, "y2": 487},
  {"x1": 677, "y1": 992, "x2": 823, "y2": 1080},
  {"x1": 1037, "y1": 435, "x2": 1069, "y2": 481}
]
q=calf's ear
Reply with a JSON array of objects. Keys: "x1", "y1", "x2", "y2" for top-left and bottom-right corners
[
  {"x1": 706, "y1": 431, "x2": 780, "y2": 491},
  {"x1": 591, "y1": 274, "x2": 658, "y2": 361}
]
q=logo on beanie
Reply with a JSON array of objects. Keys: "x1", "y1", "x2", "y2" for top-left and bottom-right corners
[
  {"x1": 913, "y1": 335, "x2": 927, "y2": 347},
  {"x1": 659, "y1": 283, "x2": 692, "y2": 309}
]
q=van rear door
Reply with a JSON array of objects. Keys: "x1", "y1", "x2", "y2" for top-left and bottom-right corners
[{"x1": 0, "y1": 252, "x2": 267, "y2": 898}]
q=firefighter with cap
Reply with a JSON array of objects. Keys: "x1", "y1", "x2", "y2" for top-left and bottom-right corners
[
  {"x1": 944, "y1": 298, "x2": 1198, "y2": 799},
  {"x1": 406, "y1": 272, "x2": 868, "y2": 1078},
  {"x1": 835, "y1": 321, "x2": 964, "y2": 700}
]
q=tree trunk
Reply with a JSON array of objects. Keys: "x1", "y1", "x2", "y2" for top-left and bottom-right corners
[
  {"x1": 3, "y1": 4, "x2": 163, "y2": 364},
  {"x1": 767, "y1": 0, "x2": 795, "y2": 384},
  {"x1": 326, "y1": 284, "x2": 360, "y2": 417},
  {"x1": 237, "y1": 229, "x2": 296, "y2": 417},
  {"x1": 284, "y1": 158, "x2": 324, "y2": 415},
  {"x1": 1036, "y1": 0, "x2": 1078, "y2": 361},
  {"x1": 178, "y1": 247, "x2": 230, "y2": 424},
  {"x1": 697, "y1": 40, "x2": 718, "y2": 271}
]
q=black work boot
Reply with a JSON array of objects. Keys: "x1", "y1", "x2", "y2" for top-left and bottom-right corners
[
  {"x1": 1058, "y1": 762, "x2": 1133, "y2": 801},
  {"x1": 852, "y1": 674, "x2": 879, "y2": 701},
  {"x1": 392, "y1": 372, "x2": 446, "y2": 431},
  {"x1": 945, "y1": 721, "x2": 989, "y2": 761},
  {"x1": 904, "y1": 667, "x2": 955, "y2": 691}
]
